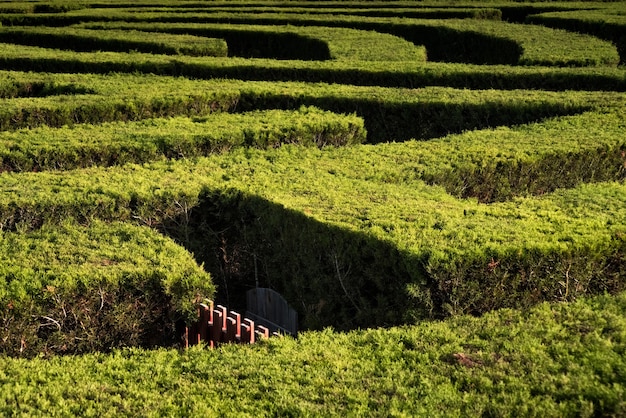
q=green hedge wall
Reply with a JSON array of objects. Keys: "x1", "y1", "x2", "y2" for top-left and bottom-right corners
[
  {"x1": 0, "y1": 291, "x2": 623, "y2": 416},
  {"x1": 0, "y1": 26, "x2": 228, "y2": 57},
  {"x1": 0, "y1": 139, "x2": 623, "y2": 329},
  {"x1": 0, "y1": 9, "x2": 618, "y2": 66},
  {"x1": 0, "y1": 42, "x2": 622, "y2": 93},
  {"x1": 0, "y1": 0, "x2": 623, "y2": 367},
  {"x1": 526, "y1": 10, "x2": 626, "y2": 65},
  {"x1": 0, "y1": 220, "x2": 214, "y2": 357},
  {"x1": 0, "y1": 107, "x2": 366, "y2": 171},
  {"x1": 80, "y1": 22, "x2": 427, "y2": 62}
]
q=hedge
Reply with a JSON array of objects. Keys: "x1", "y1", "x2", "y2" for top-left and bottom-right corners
[
  {"x1": 0, "y1": 26, "x2": 228, "y2": 57},
  {"x1": 0, "y1": 291, "x2": 623, "y2": 415},
  {"x1": 0, "y1": 107, "x2": 366, "y2": 171},
  {"x1": 0, "y1": 220, "x2": 214, "y2": 357}
]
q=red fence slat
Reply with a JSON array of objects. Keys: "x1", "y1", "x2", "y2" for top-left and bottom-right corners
[
  {"x1": 225, "y1": 317, "x2": 237, "y2": 343},
  {"x1": 229, "y1": 311, "x2": 241, "y2": 340},
  {"x1": 242, "y1": 318, "x2": 255, "y2": 344},
  {"x1": 216, "y1": 305, "x2": 228, "y2": 331},
  {"x1": 256, "y1": 325, "x2": 269, "y2": 340},
  {"x1": 198, "y1": 304, "x2": 210, "y2": 343},
  {"x1": 211, "y1": 308, "x2": 224, "y2": 345}
]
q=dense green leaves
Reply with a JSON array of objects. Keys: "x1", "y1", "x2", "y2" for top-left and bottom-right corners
[
  {"x1": 0, "y1": 220, "x2": 214, "y2": 356},
  {"x1": 81, "y1": 22, "x2": 428, "y2": 62},
  {"x1": 0, "y1": 40, "x2": 623, "y2": 91},
  {"x1": 0, "y1": 291, "x2": 623, "y2": 416},
  {"x1": 1, "y1": 8, "x2": 618, "y2": 66},
  {"x1": 0, "y1": 0, "x2": 624, "y2": 412},
  {"x1": 0, "y1": 71, "x2": 607, "y2": 145},
  {"x1": 0, "y1": 126, "x2": 623, "y2": 327},
  {"x1": 0, "y1": 26, "x2": 228, "y2": 57},
  {"x1": 527, "y1": 9, "x2": 626, "y2": 65},
  {"x1": 0, "y1": 107, "x2": 366, "y2": 171}
]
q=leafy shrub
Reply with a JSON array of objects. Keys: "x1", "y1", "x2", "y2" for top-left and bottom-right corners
[
  {"x1": 0, "y1": 292, "x2": 623, "y2": 415},
  {"x1": 0, "y1": 220, "x2": 214, "y2": 357}
]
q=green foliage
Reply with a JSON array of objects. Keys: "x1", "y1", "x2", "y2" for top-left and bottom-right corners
[
  {"x1": 448, "y1": 18, "x2": 620, "y2": 67},
  {"x1": 527, "y1": 8, "x2": 626, "y2": 64},
  {"x1": 177, "y1": 151, "x2": 626, "y2": 328},
  {"x1": 0, "y1": 220, "x2": 214, "y2": 356},
  {"x1": 0, "y1": 118, "x2": 624, "y2": 328},
  {"x1": 0, "y1": 1, "x2": 84, "y2": 14},
  {"x1": 0, "y1": 3, "x2": 34, "y2": 14},
  {"x1": 0, "y1": 40, "x2": 622, "y2": 92},
  {"x1": 0, "y1": 70, "x2": 602, "y2": 143},
  {"x1": 0, "y1": 71, "x2": 244, "y2": 131},
  {"x1": 136, "y1": 5, "x2": 502, "y2": 21},
  {"x1": 0, "y1": 7, "x2": 618, "y2": 66},
  {"x1": 0, "y1": 26, "x2": 228, "y2": 57},
  {"x1": 0, "y1": 81, "x2": 92, "y2": 99},
  {"x1": 414, "y1": 108, "x2": 626, "y2": 201},
  {"x1": 0, "y1": 107, "x2": 366, "y2": 171},
  {"x1": 0, "y1": 292, "x2": 623, "y2": 415},
  {"x1": 0, "y1": 0, "x2": 623, "y2": 412},
  {"x1": 81, "y1": 22, "x2": 428, "y2": 62},
  {"x1": 61, "y1": 9, "x2": 620, "y2": 66}
]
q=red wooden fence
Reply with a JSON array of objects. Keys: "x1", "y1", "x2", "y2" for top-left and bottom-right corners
[{"x1": 184, "y1": 301, "x2": 281, "y2": 348}]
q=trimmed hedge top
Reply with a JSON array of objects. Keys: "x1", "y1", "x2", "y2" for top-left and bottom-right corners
[{"x1": 0, "y1": 220, "x2": 215, "y2": 356}]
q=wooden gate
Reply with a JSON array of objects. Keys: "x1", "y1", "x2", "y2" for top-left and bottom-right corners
[{"x1": 246, "y1": 288, "x2": 298, "y2": 336}]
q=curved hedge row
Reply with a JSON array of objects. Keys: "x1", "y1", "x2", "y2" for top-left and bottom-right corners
[
  {"x1": 0, "y1": 9, "x2": 619, "y2": 66},
  {"x1": 75, "y1": 11, "x2": 621, "y2": 66},
  {"x1": 79, "y1": 22, "x2": 427, "y2": 62},
  {"x1": 0, "y1": 64, "x2": 623, "y2": 331},
  {"x1": 0, "y1": 116, "x2": 623, "y2": 329},
  {"x1": 136, "y1": 5, "x2": 503, "y2": 20},
  {"x1": 0, "y1": 26, "x2": 229, "y2": 57},
  {"x1": 0, "y1": 42, "x2": 623, "y2": 93},
  {"x1": 0, "y1": 220, "x2": 214, "y2": 357},
  {"x1": 0, "y1": 0, "x2": 621, "y2": 336},
  {"x1": 0, "y1": 1, "x2": 624, "y2": 413},
  {"x1": 0, "y1": 71, "x2": 600, "y2": 143},
  {"x1": 527, "y1": 9, "x2": 626, "y2": 65}
]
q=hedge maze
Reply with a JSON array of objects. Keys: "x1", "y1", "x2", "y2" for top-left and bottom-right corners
[{"x1": 0, "y1": 0, "x2": 625, "y2": 414}]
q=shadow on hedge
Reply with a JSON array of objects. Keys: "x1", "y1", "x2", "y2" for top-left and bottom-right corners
[{"x1": 165, "y1": 187, "x2": 626, "y2": 332}]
